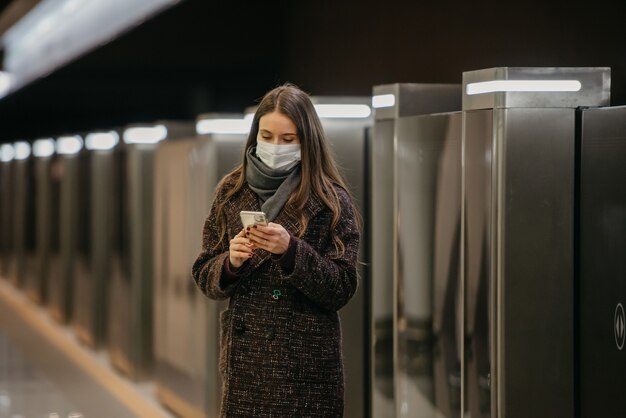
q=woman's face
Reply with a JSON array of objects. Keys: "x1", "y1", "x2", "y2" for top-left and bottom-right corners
[{"x1": 257, "y1": 111, "x2": 301, "y2": 145}]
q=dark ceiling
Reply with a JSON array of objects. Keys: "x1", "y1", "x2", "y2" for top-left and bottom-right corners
[
  {"x1": 0, "y1": 1, "x2": 13, "y2": 13},
  {"x1": 1, "y1": 0, "x2": 626, "y2": 143}
]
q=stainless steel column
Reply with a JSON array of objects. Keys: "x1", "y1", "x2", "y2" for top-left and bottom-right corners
[
  {"x1": 0, "y1": 145, "x2": 15, "y2": 281},
  {"x1": 578, "y1": 105, "x2": 626, "y2": 418},
  {"x1": 27, "y1": 139, "x2": 57, "y2": 304},
  {"x1": 312, "y1": 97, "x2": 372, "y2": 418},
  {"x1": 461, "y1": 67, "x2": 610, "y2": 418},
  {"x1": 47, "y1": 148, "x2": 63, "y2": 313},
  {"x1": 153, "y1": 114, "x2": 245, "y2": 417},
  {"x1": 11, "y1": 142, "x2": 36, "y2": 289},
  {"x1": 108, "y1": 122, "x2": 194, "y2": 380},
  {"x1": 72, "y1": 131, "x2": 121, "y2": 348},
  {"x1": 395, "y1": 110, "x2": 463, "y2": 418},
  {"x1": 49, "y1": 136, "x2": 85, "y2": 324},
  {"x1": 372, "y1": 83, "x2": 460, "y2": 418}
]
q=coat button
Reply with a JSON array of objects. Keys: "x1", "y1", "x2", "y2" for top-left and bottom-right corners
[
  {"x1": 265, "y1": 327, "x2": 275, "y2": 340},
  {"x1": 234, "y1": 322, "x2": 246, "y2": 335}
]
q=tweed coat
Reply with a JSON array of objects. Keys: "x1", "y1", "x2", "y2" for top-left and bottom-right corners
[{"x1": 192, "y1": 172, "x2": 360, "y2": 417}]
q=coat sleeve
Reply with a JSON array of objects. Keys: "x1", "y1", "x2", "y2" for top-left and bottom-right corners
[
  {"x1": 191, "y1": 181, "x2": 243, "y2": 300},
  {"x1": 281, "y1": 188, "x2": 360, "y2": 311}
]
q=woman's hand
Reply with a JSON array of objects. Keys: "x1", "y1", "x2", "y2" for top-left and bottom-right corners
[
  {"x1": 247, "y1": 222, "x2": 290, "y2": 255},
  {"x1": 229, "y1": 228, "x2": 254, "y2": 268}
]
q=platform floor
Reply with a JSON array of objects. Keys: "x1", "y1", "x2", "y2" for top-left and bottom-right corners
[{"x1": 0, "y1": 278, "x2": 175, "y2": 418}]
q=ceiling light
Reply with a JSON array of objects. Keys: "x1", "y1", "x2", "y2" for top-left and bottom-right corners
[
  {"x1": 86, "y1": 131, "x2": 119, "y2": 150},
  {"x1": 123, "y1": 125, "x2": 167, "y2": 144},
  {"x1": 1, "y1": 144, "x2": 16, "y2": 162},
  {"x1": 14, "y1": 141, "x2": 31, "y2": 160},
  {"x1": 56, "y1": 136, "x2": 83, "y2": 155},
  {"x1": 196, "y1": 118, "x2": 252, "y2": 135},
  {"x1": 33, "y1": 139, "x2": 56, "y2": 157},
  {"x1": 2, "y1": 0, "x2": 181, "y2": 93}
]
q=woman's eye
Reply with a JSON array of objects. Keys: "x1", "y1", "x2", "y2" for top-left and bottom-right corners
[{"x1": 261, "y1": 135, "x2": 272, "y2": 140}]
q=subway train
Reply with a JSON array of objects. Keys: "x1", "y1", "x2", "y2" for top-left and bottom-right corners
[{"x1": 1, "y1": 66, "x2": 625, "y2": 418}]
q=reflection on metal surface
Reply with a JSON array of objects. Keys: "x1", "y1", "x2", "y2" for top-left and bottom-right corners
[
  {"x1": 372, "y1": 120, "x2": 396, "y2": 418},
  {"x1": 395, "y1": 112, "x2": 462, "y2": 418},
  {"x1": 374, "y1": 317, "x2": 394, "y2": 398},
  {"x1": 372, "y1": 83, "x2": 461, "y2": 418},
  {"x1": 316, "y1": 105, "x2": 371, "y2": 418},
  {"x1": 463, "y1": 110, "x2": 493, "y2": 418}
]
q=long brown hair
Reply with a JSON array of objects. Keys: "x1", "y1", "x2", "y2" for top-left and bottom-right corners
[{"x1": 213, "y1": 83, "x2": 359, "y2": 257}]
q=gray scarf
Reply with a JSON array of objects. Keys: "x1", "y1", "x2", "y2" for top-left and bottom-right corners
[{"x1": 245, "y1": 147, "x2": 301, "y2": 221}]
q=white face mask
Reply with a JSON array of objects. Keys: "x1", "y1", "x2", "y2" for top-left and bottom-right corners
[{"x1": 256, "y1": 141, "x2": 301, "y2": 170}]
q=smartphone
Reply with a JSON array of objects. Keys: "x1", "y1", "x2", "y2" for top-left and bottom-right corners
[{"x1": 240, "y1": 211, "x2": 268, "y2": 229}]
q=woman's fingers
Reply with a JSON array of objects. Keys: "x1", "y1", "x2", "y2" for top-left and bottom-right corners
[
  {"x1": 231, "y1": 242, "x2": 253, "y2": 254},
  {"x1": 246, "y1": 223, "x2": 289, "y2": 254},
  {"x1": 229, "y1": 231, "x2": 254, "y2": 267},
  {"x1": 246, "y1": 226, "x2": 266, "y2": 246},
  {"x1": 231, "y1": 250, "x2": 252, "y2": 259}
]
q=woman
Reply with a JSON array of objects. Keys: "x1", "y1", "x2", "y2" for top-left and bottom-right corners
[{"x1": 192, "y1": 84, "x2": 360, "y2": 417}]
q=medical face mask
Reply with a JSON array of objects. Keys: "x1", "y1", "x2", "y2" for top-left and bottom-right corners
[{"x1": 256, "y1": 141, "x2": 302, "y2": 170}]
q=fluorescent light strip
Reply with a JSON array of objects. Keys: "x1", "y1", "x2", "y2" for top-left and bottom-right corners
[
  {"x1": 86, "y1": 131, "x2": 119, "y2": 150},
  {"x1": 33, "y1": 139, "x2": 56, "y2": 157},
  {"x1": 14, "y1": 141, "x2": 32, "y2": 160},
  {"x1": 372, "y1": 94, "x2": 396, "y2": 108},
  {"x1": 1, "y1": 144, "x2": 16, "y2": 162},
  {"x1": 3, "y1": 0, "x2": 179, "y2": 93},
  {"x1": 466, "y1": 80, "x2": 582, "y2": 95},
  {"x1": 314, "y1": 104, "x2": 372, "y2": 118},
  {"x1": 196, "y1": 118, "x2": 252, "y2": 135},
  {"x1": 123, "y1": 125, "x2": 167, "y2": 144},
  {"x1": 0, "y1": 71, "x2": 12, "y2": 98},
  {"x1": 56, "y1": 136, "x2": 83, "y2": 155}
]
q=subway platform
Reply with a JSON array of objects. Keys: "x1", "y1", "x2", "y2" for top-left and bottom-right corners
[{"x1": 0, "y1": 278, "x2": 175, "y2": 418}]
